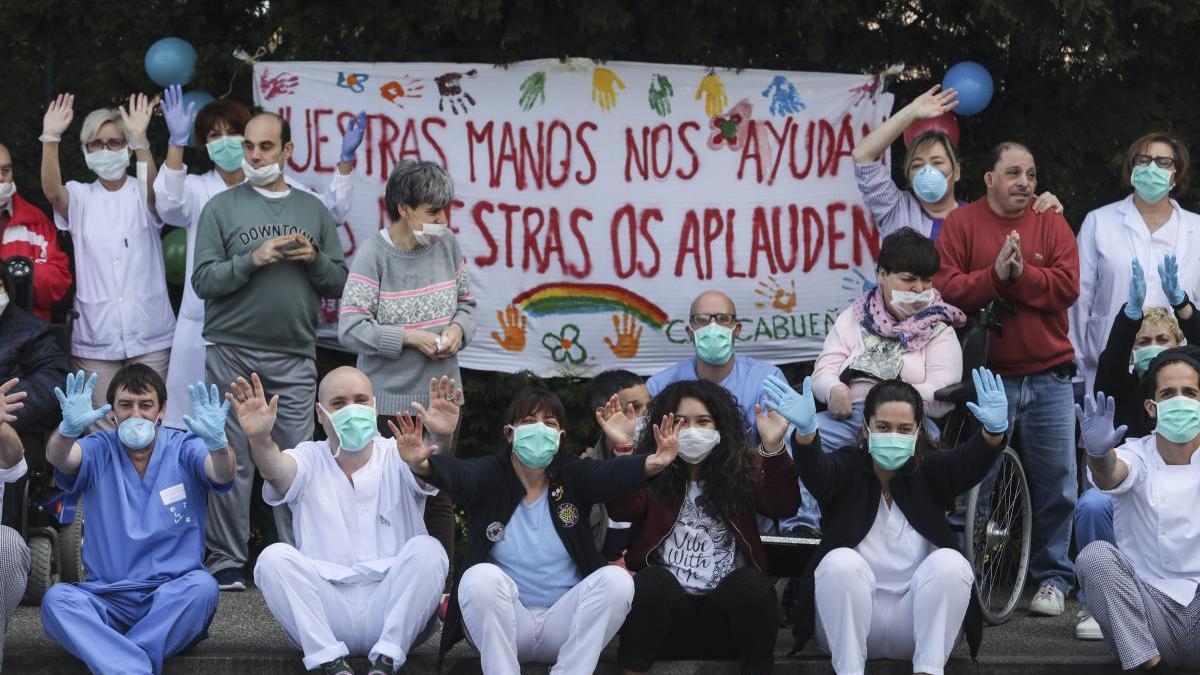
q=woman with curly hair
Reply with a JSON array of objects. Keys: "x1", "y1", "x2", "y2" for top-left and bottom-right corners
[{"x1": 611, "y1": 379, "x2": 801, "y2": 674}]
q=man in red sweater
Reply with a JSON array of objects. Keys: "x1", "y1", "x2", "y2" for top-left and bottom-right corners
[
  {"x1": 0, "y1": 143, "x2": 71, "y2": 320},
  {"x1": 935, "y1": 141, "x2": 1080, "y2": 618}
]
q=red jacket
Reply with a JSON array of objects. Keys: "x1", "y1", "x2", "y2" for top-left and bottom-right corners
[
  {"x1": 1, "y1": 193, "x2": 71, "y2": 320},
  {"x1": 608, "y1": 450, "x2": 801, "y2": 573},
  {"x1": 934, "y1": 198, "x2": 1079, "y2": 376}
]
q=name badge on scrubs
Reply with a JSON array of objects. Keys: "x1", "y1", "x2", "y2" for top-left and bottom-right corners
[{"x1": 160, "y1": 483, "x2": 187, "y2": 506}]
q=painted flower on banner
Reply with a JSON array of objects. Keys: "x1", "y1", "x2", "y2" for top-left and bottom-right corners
[
  {"x1": 337, "y1": 72, "x2": 369, "y2": 93},
  {"x1": 707, "y1": 99, "x2": 756, "y2": 151},
  {"x1": 542, "y1": 324, "x2": 588, "y2": 364}
]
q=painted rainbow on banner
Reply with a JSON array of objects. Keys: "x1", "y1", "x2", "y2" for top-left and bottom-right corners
[{"x1": 512, "y1": 283, "x2": 669, "y2": 330}]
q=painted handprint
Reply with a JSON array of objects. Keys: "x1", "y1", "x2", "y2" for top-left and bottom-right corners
[
  {"x1": 337, "y1": 72, "x2": 369, "y2": 93},
  {"x1": 695, "y1": 73, "x2": 728, "y2": 117},
  {"x1": 848, "y1": 74, "x2": 883, "y2": 107},
  {"x1": 380, "y1": 76, "x2": 424, "y2": 108},
  {"x1": 592, "y1": 67, "x2": 625, "y2": 112},
  {"x1": 518, "y1": 71, "x2": 546, "y2": 111},
  {"x1": 491, "y1": 304, "x2": 528, "y2": 352},
  {"x1": 841, "y1": 269, "x2": 877, "y2": 295},
  {"x1": 648, "y1": 74, "x2": 674, "y2": 117},
  {"x1": 603, "y1": 313, "x2": 644, "y2": 358},
  {"x1": 258, "y1": 69, "x2": 299, "y2": 101},
  {"x1": 762, "y1": 75, "x2": 805, "y2": 116},
  {"x1": 755, "y1": 276, "x2": 798, "y2": 313},
  {"x1": 435, "y1": 69, "x2": 478, "y2": 114}
]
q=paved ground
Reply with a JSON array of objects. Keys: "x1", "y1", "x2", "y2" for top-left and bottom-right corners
[{"x1": 6, "y1": 586, "x2": 1129, "y2": 674}]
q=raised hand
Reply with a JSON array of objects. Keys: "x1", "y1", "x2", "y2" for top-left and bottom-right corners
[
  {"x1": 43, "y1": 93, "x2": 75, "y2": 137},
  {"x1": 1075, "y1": 392, "x2": 1128, "y2": 458},
  {"x1": 904, "y1": 84, "x2": 959, "y2": 120},
  {"x1": 592, "y1": 66, "x2": 625, "y2": 112},
  {"x1": 339, "y1": 111, "x2": 367, "y2": 163},
  {"x1": 763, "y1": 375, "x2": 817, "y2": 435},
  {"x1": 648, "y1": 74, "x2": 674, "y2": 117},
  {"x1": 54, "y1": 371, "x2": 110, "y2": 437},
  {"x1": 1159, "y1": 254, "x2": 1186, "y2": 306},
  {"x1": 518, "y1": 71, "x2": 547, "y2": 111},
  {"x1": 388, "y1": 412, "x2": 437, "y2": 468},
  {"x1": 0, "y1": 378, "x2": 27, "y2": 426},
  {"x1": 1125, "y1": 259, "x2": 1147, "y2": 319},
  {"x1": 754, "y1": 400, "x2": 789, "y2": 452},
  {"x1": 595, "y1": 392, "x2": 638, "y2": 447},
  {"x1": 183, "y1": 382, "x2": 231, "y2": 451},
  {"x1": 162, "y1": 84, "x2": 196, "y2": 147},
  {"x1": 226, "y1": 373, "x2": 278, "y2": 439},
  {"x1": 411, "y1": 376, "x2": 462, "y2": 438},
  {"x1": 695, "y1": 73, "x2": 728, "y2": 117},
  {"x1": 491, "y1": 304, "x2": 528, "y2": 351},
  {"x1": 119, "y1": 93, "x2": 154, "y2": 145},
  {"x1": 644, "y1": 413, "x2": 683, "y2": 475},
  {"x1": 964, "y1": 368, "x2": 1009, "y2": 434}
]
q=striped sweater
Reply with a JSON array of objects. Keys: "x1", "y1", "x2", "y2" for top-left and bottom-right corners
[{"x1": 338, "y1": 229, "x2": 476, "y2": 415}]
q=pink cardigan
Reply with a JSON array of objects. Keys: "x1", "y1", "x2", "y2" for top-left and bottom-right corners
[{"x1": 812, "y1": 307, "x2": 962, "y2": 419}]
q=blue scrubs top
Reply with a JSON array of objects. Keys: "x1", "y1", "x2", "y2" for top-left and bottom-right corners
[
  {"x1": 55, "y1": 427, "x2": 232, "y2": 591},
  {"x1": 647, "y1": 353, "x2": 788, "y2": 444}
]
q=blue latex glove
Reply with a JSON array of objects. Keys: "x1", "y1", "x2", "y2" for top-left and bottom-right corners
[
  {"x1": 763, "y1": 375, "x2": 817, "y2": 436},
  {"x1": 339, "y1": 111, "x2": 367, "y2": 163},
  {"x1": 182, "y1": 382, "x2": 231, "y2": 451},
  {"x1": 162, "y1": 84, "x2": 196, "y2": 147},
  {"x1": 1125, "y1": 259, "x2": 1146, "y2": 320},
  {"x1": 1159, "y1": 254, "x2": 1186, "y2": 306},
  {"x1": 54, "y1": 371, "x2": 111, "y2": 437},
  {"x1": 965, "y1": 367, "x2": 1009, "y2": 434},
  {"x1": 1074, "y1": 391, "x2": 1128, "y2": 458}
]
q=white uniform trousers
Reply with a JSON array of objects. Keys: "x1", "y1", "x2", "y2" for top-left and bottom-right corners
[
  {"x1": 458, "y1": 562, "x2": 634, "y2": 675},
  {"x1": 814, "y1": 547, "x2": 973, "y2": 675},
  {"x1": 254, "y1": 535, "x2": 447, "y2": 670}
]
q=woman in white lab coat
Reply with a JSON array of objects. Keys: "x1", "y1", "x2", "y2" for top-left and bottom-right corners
[{"x1": 1070, "y1": 132, "x2": 1200, "y2": 394}]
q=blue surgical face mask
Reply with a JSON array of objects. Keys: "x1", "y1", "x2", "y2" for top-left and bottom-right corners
[
  {"x1": 206, "y1": 135, "x2": 245, "y2": 172},
  {"x1": 693, "y1": 323, "x2": 734, "y2": 365},
  {"x1": 320, "y1": 403, "x2": 377, "y2": 455},
  {"x1": 1133, "y1": 345, "x2": 1168, "y2": 376},
  {"x1": 118, "y1": 416, "x2": 157, "y2": 450},
  {"x1": 1153, "y1": 395, "x2": 1200, "y2": 444},
  {"x1": 911, "y1": 164, "x2": 949, "y2": 203},
  {"x1": 510, "y1": 422, "x2": 562, "y2": 469},
  {"x1": 1131, "y1": 163, "x2": 1173, "y2": 204},
  {"x1": 868, "y1": 431, "x2": 916, "y2": 471}
]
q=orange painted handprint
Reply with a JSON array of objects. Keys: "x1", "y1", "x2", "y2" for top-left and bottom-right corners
[
  {"x1": 603, "y1": 313, "x2": 644, "y2": 358},
  {"x1": 755, "y1": 276, "x2": 798, "y2": 313},
  {"x1": 380, "y1": 76, "x2": 424, "y2": 108},
  {"x1": 491, "y1": 305, "x2": 528, "y2": 352}
]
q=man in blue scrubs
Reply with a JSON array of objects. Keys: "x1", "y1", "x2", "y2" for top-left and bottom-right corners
[{"x1": 40, "y1": 364, "x2": 236, "y2": 675}]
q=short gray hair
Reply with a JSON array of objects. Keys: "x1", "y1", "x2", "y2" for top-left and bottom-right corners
[
  {"x1": 79, "y1": 108, "x2": 128, "y2": 146},
  {"x1": 384, "y1": 160, "x2": 454, "y2": 221}
]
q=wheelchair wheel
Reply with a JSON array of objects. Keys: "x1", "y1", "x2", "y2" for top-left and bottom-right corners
[
  {"x1": 24, "y1": 532, "x2": 58, "y2": 605},
  {"x1": 963, "y1": 446, "x2": 1032, "y2": 625},
  {"x1": 59, "y1": 501, "x2": 85, "y2": 583}
]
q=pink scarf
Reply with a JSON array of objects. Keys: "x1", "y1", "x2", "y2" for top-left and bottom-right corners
[{"x1": 852, "y1": 286, "x2": 966, "y2": 352}]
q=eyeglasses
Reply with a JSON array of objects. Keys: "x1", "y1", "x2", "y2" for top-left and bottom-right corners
[
  {"x1": 690, "y1": 312, "x2": 737, "y2": 327},
  {"x1": 85, "y1": 138, "x2": 128, "y2": 152},
  {"x1": 1133, "y1": 154, "x2": 1176, "y2": 170}
]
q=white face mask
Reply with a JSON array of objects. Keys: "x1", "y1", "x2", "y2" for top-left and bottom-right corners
[
  {"x1": 84, "y1": 148, "x2": 130, "y2": 181},
  {"x1": 676, "y1": 426, "x2": 721, "y2": 464},
  {"x1": 889, "y1": 288, "x2": 935, "y2": 318},
  {"x1": 241, "y1": 158, "x2": 283, "y2": 186},
  {"x1": 0, "y1": 182, "x2": 14, "y2": 207},
  {"x1": 414, "y1": 222, "x2": 447, "y2": 247},
  {"x1": 0, "y1": 291, "x2": 8, "y2": 316}
]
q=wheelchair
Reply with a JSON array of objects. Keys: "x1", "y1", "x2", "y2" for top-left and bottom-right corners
[
  {"x1": 0, "y1": 255, "x2": 85, "y2": 604},
  {"x1": 765, "y1": 298, "x2": 1032, "y2": 627}
]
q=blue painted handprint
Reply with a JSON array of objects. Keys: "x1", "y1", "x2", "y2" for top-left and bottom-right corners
[{"x1": 762, "y1": 75, "x2": 805, "y2": 116}]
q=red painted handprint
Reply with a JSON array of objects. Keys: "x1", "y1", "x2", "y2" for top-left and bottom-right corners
[
  {"x1": 435, "y1": 70, "x2": 478, "y2": 114},
  {"x1": 259, "y1": 69, "x2": 299, "y2": 101}
]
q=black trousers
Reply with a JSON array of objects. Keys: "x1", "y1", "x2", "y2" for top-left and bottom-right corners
[{"x1": 618, "y1": 564, "x2": 780, "y2": 673}]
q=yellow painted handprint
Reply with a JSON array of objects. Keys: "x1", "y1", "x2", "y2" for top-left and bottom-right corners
[
  {"x1": 592, "y1": 67, "x2": 625, "y2": 112},
  {"x1": 695, "y1": 73, "x2": 728, "y2": 117}
]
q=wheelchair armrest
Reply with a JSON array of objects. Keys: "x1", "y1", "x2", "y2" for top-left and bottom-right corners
[{"x1": 934, "y1": 380, "x2": 976, "y2": 405}]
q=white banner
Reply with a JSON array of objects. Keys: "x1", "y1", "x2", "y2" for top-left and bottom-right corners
[{"x1": 252, "y1": 59, "x2": 893, "y2": 376}]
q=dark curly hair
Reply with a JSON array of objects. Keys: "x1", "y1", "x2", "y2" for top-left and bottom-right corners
[
  {"x1": 637, "y1": 380, "x2": 758, "y2": 524},
  {"x1": 854, "y1": 379, "x2": 936, "y2": 474}
]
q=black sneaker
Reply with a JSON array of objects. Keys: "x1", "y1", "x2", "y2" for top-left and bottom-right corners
[
  {"x1": 366, "y1": 654, "x2": 396, "y2": 675},
  {"x1": 213, "y1": 568, "x2": 246, "y2": 592},
  {"x1": 321, "y1": 657, "x2": 355, "y2": 675}
]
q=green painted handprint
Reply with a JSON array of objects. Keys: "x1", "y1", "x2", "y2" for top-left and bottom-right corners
[
  {"x1": 648, "y1": 74, "x2": 673, "y2": 117},
  {"x1": 519, "y1": 71, "x2": 547, "y2": 111}
]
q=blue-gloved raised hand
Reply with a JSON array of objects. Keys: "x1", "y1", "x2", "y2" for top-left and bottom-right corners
[
  {"x1": 965, "y1": 367, "x2": 1009, "y2": 434},
  {"x1": 763, "y1": 375, "x2": 817, "y2": 436},
  {"x1": 183, "y1": 382, "x2": 231, "y2": 451},
  {"x1": 339, "y1": 111, "x2": 367, "y2": 164},
  {"x1": 1125, "y1": 259, "x2": 1147, "y2": 320},
  {"x1": 1075, "y1": 391, "x2": 1128, "y2": 458},
  {"x1": 54, "y1": 371, "x2": 111, "y2": 437},
  {"x1": 162, "y1": 84, "x2": 196, "y2": 148},
  {"x1": 1159, "y1": 254, "x2": 1186, "y2": 307}
]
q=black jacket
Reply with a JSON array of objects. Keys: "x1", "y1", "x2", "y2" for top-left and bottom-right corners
[
  {"x1": 0, "y1": 304, "x2": 68, "y2": 432},
  {"x1": 1095, "y1": 301, "x2": 1200, "y2": 437},
  {"x1": 425, "y1": 451, "x2": 647, "y2": 666},
  {"x1": 790, "y1": 429, "x2": 1006, "y2": 659}
]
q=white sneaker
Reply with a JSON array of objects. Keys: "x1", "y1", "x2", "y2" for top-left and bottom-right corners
[
  {"x1": 1028, "y1": 584, "x2": 1065, "y2": 616},
  {"x1": 1076, "y1": 611, "x2": 1104, "y2": 640}
]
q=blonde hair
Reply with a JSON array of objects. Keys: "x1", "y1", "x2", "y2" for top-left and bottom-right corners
[
  {"x1": 1140, "y1": 307, "x2": 1184, "y2": 344},
  {"x1": 78, "y1": 108, "x2": 128, "y2": 146}
]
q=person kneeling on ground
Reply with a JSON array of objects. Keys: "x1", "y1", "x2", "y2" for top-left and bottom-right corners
[
  {"x1": 241, "y1": 368, "x2": 449, "y2": 675},
  {"x1": 612, "y1": 379, "x2": 801, "y2": 674},
  {"x1": 790, "y1": 371, "x2": 1010, "y2": 674},
  {"x1": 1076, "y1": 347, "x2": 1200, "y2": 673},
  {"x1": 39, "y1": 365, "x2": 235, "y2": 675},
  {"x1": 400, "y1": 386, "x2": 677, "y2": 674}
]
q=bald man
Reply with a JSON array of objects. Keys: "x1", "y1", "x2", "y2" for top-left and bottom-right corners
[
  {"x1": 192, "y1": 112, "x2": 348, "y2": 590},
  {"x1": 238, "y1": 366, "x2": 449, "y2": 675},
  {"x1": 0, "y1": 142, "x2": 71, "y2": 319}
]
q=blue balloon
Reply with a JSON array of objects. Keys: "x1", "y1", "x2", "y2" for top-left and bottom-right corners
[
  {"x1": 145, "y1": 37, "x2": 197, "y2": 87},
  {"x1": 941, "y1": 61, "x2": 993, "y2": 116},
  {"x1": 181, "y1": 91, "x2": 215, "y2": 147}
]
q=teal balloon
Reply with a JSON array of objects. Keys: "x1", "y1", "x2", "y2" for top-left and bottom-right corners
[
  {"x1": 163, "y1": 228, "x2": 188, "y2": 286},
  {"x1": 181, "y1": 91, "x2": 215, "y2": 147},
  {"x1": 145, "y1": 37, "x2": 197, "y2": 87}
]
